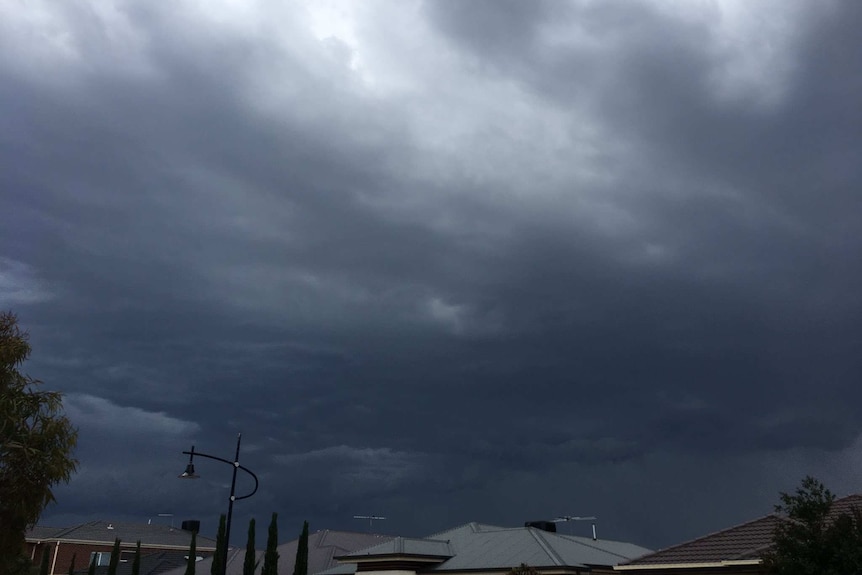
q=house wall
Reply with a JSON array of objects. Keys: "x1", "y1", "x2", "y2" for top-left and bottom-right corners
[
  {"x1": 28, "y1": 541, "x2": 119, "y2": 574},
  {"x1": 27, "y1": 541, "x2": 212, "y2": 574}
]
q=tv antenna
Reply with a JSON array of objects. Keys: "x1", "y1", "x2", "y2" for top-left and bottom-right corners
[
  {"x1": 353, "y1": 515, "x2": 386, "y2": 530},
  {"x1": 552, "y1": 516, "x2": 597, "y2": 539}
]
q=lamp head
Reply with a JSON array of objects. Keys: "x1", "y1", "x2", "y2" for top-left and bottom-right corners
[{"x1": 179, "y1": 463, "x2": 200, "y2": 479}]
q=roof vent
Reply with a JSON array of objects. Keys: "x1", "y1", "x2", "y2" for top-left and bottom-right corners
[
  {"x1": 181, "y1": 520, "x2": 201, "y2": 533},
  {"x1": 524, "y1": 521, "x2": 556, "y2": 533},
  {"x1": 107, "y1": 524, "x2": 114, "y2": 530}
]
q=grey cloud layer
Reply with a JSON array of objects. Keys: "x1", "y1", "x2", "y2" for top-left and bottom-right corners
[{"x1": 2, "y1": 0, "x2": 861, "y2": 548}]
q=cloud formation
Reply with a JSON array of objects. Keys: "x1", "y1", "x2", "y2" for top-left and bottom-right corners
[{"x1": 2, "y1": 0, "x2": 861, "y2": 550}]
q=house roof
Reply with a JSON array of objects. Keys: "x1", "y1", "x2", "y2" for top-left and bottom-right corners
[
  {"x1": 340, "y1": 522, "x2": 652, "y2": 571},
  {"x1": 27, "y1": 520, "x2": 218, "y2": 551},
  {"x1": 619, "y1": 493, "x2": 862, "y2": 569},
  {"x1": 618, "y1": 515, "x2": 780, "y2": 568},
  {"x1": 160, "y1": 529, "x2": 395, "y2": 575}
]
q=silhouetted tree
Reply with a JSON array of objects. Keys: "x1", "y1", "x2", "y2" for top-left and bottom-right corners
[
  {"x1": 262, "y1": 513, "x2": 279, "y2": 575},
  {"x1": 243, "y1": 518, "x2": 257, "y2": 575},
  {"x1": 39, "y1": 547, "x2": 50, "y2": 575},
  {"x1": 212, "y1": 514, "x2": 226, "y2": 575},
  {"x1": 185, "y1": 531, "x2": 197, "y2": 575},
  {"x1": 764, "y1": 475, "x2": 862, "y2": 575},
  {"x1": 292, "y1": 521, "x2": 309, "y2": 575},
  {"x1": 107, "y1": 538, "x2": 121, "y2": 575},
  {"x1": 68, "y1": 553, "x2": 76, "y2": 575},
  {"x1": 131, "y1": 541, "x2": 141, "y2": 575},
  {"x1": 507, "y1": 564, "x2": 539, "y2": 575}
]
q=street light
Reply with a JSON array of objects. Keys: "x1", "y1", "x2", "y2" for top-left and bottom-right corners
[{"x1": 179, "y1": 433, "x2": 259, "y2": 575}]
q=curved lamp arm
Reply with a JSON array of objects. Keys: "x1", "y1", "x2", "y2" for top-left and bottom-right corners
[{"x1": 181, "y1": 449, "x2": 260, "y2": 500}]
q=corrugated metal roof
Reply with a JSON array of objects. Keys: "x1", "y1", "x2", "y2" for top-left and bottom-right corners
[
  {"x1": 340, "y1": 522, "x2": 651, "y2": 571},
  {"x1": 30, "y1": 520, "x2": 218, "y2": 550},
  {"x1": 344, "y1": 536, "x2": 453, "y2": 558},
  {"x1": 160, "y1": 529, "x2": 394, "y2": 575}
]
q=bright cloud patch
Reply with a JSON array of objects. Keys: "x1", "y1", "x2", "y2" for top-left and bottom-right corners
[{"x1": 65, "y1": 394, "x2": 200, "y2": 436}]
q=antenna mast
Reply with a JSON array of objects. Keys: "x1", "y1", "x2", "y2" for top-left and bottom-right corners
[
  {"x1": 552, "y1": 515, "x2": 598, "y2": 539},
  {"x1": 353, "y1": 515, "x2": 387, "y2": 530}
]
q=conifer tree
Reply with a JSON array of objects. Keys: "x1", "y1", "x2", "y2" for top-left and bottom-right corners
[
  {"x1": 131, "y1": 541, "x2": 141, "y2": 575},
  {"x1": 292, "y1": 521, "x2": 309, "y2": 575},
  {"x1": 39, "y1": 547, "x2": 50, "y2": 575},
  {"x1": 185, "y1": 530, "x2": 198, "y2": 575},
  {"x1": 243, "y1": 518, "x2": 256, "y2": 575},
  {"x1": 212, "y1": 514, "x2": 226, "y2": 575},
  {"x1": 107, "y1": 538, "x2": 121, "y2": 575},
  {"x1": 262, "y1": 513, "x2": 279, "y2": 575}
]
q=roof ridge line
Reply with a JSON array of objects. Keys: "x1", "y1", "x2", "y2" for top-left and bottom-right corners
[{"x1": 527, "y1": 528, "x2": 565, "y2": 566}]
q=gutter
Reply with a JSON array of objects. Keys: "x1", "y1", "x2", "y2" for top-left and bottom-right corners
[{"x1": 614, "y1": 560, "x2": 762, "y2": 570}]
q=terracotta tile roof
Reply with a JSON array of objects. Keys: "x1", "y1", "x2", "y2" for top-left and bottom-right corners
[
  {"x1": 623, "y1": 515, "x2": 779, "y2": 566},
  {"x1": 623, "y1": 493, "x2": 862, "y2": 567}
]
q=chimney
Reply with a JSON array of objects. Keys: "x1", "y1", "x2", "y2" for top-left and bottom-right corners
[
  {"x1": 524, "y1": 521, "x2": 556, "y2": 533},
  {"x1": 181, "y1": 520, "x2": 201, "y2": 533}
]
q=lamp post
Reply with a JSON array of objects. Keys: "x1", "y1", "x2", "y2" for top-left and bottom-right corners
[{"x1": 179, "y1": 433, "x2": 259, "y2": 575}]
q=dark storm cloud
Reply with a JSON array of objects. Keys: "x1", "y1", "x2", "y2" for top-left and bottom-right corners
[{"x1": 2, "y1": 0, "x2": 862, "y2": 550}]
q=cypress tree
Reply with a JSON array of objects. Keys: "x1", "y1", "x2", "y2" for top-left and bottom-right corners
[
  {"x1": 107, "y1": 538, "x2": 121, "y2": 575},
  {"x1": 131, "y1": 541, "x2": 141, "y2": 575},
  {"x1": 185, "y1": 530, "x2": 197, "y2": 575},
  {"x1": 68, "y1": 553, "x2": 76, "y2": 575},
  {"x1": 243, "y1": 518, "x2": 256, "y2": 575},
  {"x1": 292, "y1": 521, "x2": 309, "y2": 575},
  {"x1": 261, "y1": 513, "x2": 279, "y2": 575},
  {"x1": 39, "y1": 547, "x2": 50, "y2": 575},
  {"x1": 212, "y1": 514, "x2": 226, "y2": 575}
]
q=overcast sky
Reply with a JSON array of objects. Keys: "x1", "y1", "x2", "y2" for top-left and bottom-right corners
[{"x1": 2, "y1": 0, "x2": 862, "y2": 552}]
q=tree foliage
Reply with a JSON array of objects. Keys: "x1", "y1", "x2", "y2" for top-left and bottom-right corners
[
  {"x1": 131, "y1": 542, "x2": 141, "y2": 575},
  {"x1": 763, "y1": 475, "x2": 862, "y2": 575},
  {"x1": 39, "y1": 547, "x2": 51, "y2": 575},
  {"x1": 0, "y1": 312, "x2": 78, "y2": 573},
  {"x1": 107, "y1": 538, "x2": 122, "y2": 575},
  {"x1": 212, "y1": 514, "x2": 226, "y2": 575},
  {"x1": 185, "y1": 530, "x2": 198, "y2": 575},
  {"x1": 507, "y1": 564, "x2": 539, "y2": 575},
  {"x1": 292, "y1": 521, "x2": 309, "y2": 575},
  {"x1": 244, "y1": 518, "x2": 257, "y2": 575},
  {"x1": 262, "y1": 512, "x2": 279, "y2": 575},
  {"x1": 68, "y1": 553, "x2": 76, "y2": 575}
]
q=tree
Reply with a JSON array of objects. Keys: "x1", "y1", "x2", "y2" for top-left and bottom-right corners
[
  {"x1": 185, "y1": 530, "x2": 198, "y2": 575},
  {"x1": 763, "y1": 475, "x2": 862, "y2": 575},
  {"x1": 0, "y1": 312, "x2": 78, "y2": 573},
  {"x1": 243, "y1": 518, "x2": 257, "y2": 575},
  {"x1": 507, "y1": 564, "x2": 539, "y2": 575},
  {"x1": 131, "y1": 541, "x2": 141, "y2": 575},
  {"x1": 39, "y1": 547, "x2": 51, "y2": 575},
  {"x1": 212, "y1": 514, "x2": 226, "y2": 575},
  {"x1": 87, "y1": 555, "x2": 96, "y2": 575},
  {"x1": 262, "y1": 512, "x2": 279, "y2": 575},
  {"x1": 292, "y1": 521, "x2": 309, "y2": 575},
  {"x1": 68, "y1": 553, "x2": 76, "y2": 575},
  {"x1": 107, "y1": 538, "x2": 122, "y2": 575}
]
